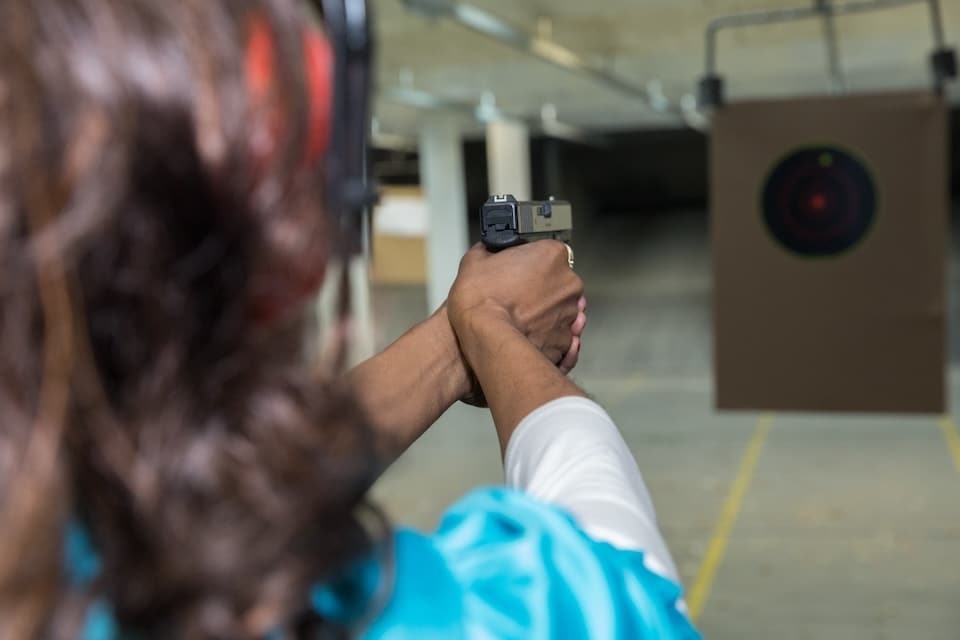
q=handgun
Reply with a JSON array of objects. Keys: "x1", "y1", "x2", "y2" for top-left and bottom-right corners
[{"x1": 480, "y1": 194, "x2": 572, "y2": 252}]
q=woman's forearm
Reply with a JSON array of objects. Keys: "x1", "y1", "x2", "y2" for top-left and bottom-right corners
[
  {"x1": 347, "y1": 305, "x2": 471, "y2": 457},
  {"x1": 457, "y1": 312, "x2": 587, "y2": 455}
]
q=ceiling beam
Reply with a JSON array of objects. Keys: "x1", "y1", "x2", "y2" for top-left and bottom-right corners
[{"x1": 399, "y1": 0, "x2": 685, "y2": 121}]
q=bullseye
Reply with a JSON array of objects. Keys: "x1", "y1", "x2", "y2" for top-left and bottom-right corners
[
  {"x1": 808, "y1": 193, "x2": 827, "y2": 212},
  {"x1": 761, "y1": 146, "x2": 876, "y2": 256}
]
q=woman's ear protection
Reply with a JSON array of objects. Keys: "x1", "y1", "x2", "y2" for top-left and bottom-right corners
[
  {"x1": 244, "y1": 15, "x2": 333, "y2": 170},
  {"x1": 243, "y1": 1, "x2": 377, "y2": 328}
]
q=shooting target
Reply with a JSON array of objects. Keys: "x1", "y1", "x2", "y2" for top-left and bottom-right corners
[
  {"x1": 712, "y1": 93, "x2": 946, "y2": 413},
  {"x1": 761, "y1": 146, "x2": 877, "y2": 256}
]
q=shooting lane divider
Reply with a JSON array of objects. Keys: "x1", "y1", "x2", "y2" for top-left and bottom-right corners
[
  {"x1": 937, "y1": 416, "x2": 960, "y2": 473},
  {"x1": 687, "y1": 413, "x2": 774, "y2": 623}
]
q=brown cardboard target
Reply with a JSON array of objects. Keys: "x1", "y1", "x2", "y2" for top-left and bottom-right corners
[{"x1": 712, "y1": 92, "x2": 947, "y2": 413}]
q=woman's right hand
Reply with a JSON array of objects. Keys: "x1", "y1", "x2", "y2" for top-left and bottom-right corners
[{"x1": 447, "y1": 242, "x2": 584, "y2": 369}]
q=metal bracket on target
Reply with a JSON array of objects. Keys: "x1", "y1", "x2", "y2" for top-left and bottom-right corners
[{"x1": 697, "y1": 0, "x2": 957, "y2": 110}]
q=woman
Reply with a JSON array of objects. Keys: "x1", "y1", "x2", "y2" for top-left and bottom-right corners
[{"x1": 0, "y1": 0, "x2": 700, "y2": 637}]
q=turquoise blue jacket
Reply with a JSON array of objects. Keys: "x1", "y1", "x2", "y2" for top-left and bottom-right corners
[{"x1": 68, "y1": 488, "x2": 700, "y2": 639}]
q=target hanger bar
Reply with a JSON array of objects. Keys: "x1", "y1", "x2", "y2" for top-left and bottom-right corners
[
  {"x1": 705, "y1": 0, "x2": 947, "y2": 76},
  {"x1": 816, "y1": 0, "x2": 847, "y2": 95},
  {"x1": 700, "y1": 0, "x2": 955, "y2": 108}
]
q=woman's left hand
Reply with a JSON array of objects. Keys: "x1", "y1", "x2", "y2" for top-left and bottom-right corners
[
  {"x1": 460, "y1": 297, "x2": 586, "y2": 406},
  {"x1": 448, "y1": 242, "x2": 588, "y2": 406},
  {"x1": 559, "y1": 296, "x2": 588, "y2": 375}
]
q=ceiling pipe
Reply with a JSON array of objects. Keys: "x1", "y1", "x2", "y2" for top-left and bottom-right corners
[
  {"x1": 399, "y1": 0, "x2": 685, "y2": 121},
  {"x1": 380, "y1": 85, "x2": 477, "y2": 112},
  {"x1": 380, "y1": 84, "x2": 608, "y2": 146}
]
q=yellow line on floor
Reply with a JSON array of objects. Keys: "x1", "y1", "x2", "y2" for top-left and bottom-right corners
[
  {"x1": 687, "y1": 413, "x2": 773, "y2": 623},
  {"x1": 938, "y1": 416, "x2": 960, "y2": 473}
]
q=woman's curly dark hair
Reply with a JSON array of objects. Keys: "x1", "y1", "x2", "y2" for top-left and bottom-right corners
[{"x1": 0, "y1": 0, "x2": 386, "y2": 637}]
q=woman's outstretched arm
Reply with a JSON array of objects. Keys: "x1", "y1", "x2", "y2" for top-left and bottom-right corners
[
  {"x1": 346, "y1": 304, "x2": 470, "y2": 457},
  {"x1": 448, "y1": 242, "x2": 681, "y2": 582}
]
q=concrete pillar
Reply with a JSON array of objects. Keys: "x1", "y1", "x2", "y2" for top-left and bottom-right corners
[
  {"x1": 419, "y1": 113, "x2": 469, "y2": 313},
  {"x1": 486, "y1": 119, "x2": 532, "y2": 200}
]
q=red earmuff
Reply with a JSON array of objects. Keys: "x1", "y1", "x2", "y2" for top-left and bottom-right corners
[
  {"x1": 244, "y1": 15, "x2": 333, "y2": 168},
  {"x1": 244, "y1": 14, "x2": 336, "y2": 327},
  {"x1": 302, "y1": 28, "x2": 333, "y2": 166}
]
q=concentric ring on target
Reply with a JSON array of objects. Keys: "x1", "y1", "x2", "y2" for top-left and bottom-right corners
[{"x1": 761, "y1": 146, "x2": 877, "y2": 257}]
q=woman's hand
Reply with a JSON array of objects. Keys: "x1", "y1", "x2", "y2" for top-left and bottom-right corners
[
  {"x1": 346, "y1": 241, "x2": 584, "y2": 456},
  {"x1": 460, "y1": 294, "x2": 586, "y2": 405},
  {"x1": 448, "y1": 242, "x2": 584, "y2": 373},
  {"x1": 560, "y1": 295, "x2": 588, "y2": 375},
  {"x1": 447, "y1": 241, "x2": 588, "y2": 451}
]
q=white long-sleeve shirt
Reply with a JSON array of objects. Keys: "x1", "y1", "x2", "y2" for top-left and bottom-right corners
[{"x1": 503, "y1": 396, "x2": 681, "y2": 583}]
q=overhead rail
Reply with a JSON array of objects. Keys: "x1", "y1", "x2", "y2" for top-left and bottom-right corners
[
  {"x1": 699, "y1": 0, "x2": 957, "y2": 109},
  {"x1": 379, "y1": 84, "x2": 608, "y2": 146},
  {"x1": 399, "y1": 0, "x2": 688, "y2": 123}
]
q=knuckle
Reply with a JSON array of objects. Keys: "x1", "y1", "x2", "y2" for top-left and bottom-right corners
[{"x1": 538, "y1": 239, "x2": 563, "y2": 258}]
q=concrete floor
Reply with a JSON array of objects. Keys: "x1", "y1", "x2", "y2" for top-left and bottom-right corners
[{"x1": 368, "y1": 210, "x2": 960, "y2": 639}]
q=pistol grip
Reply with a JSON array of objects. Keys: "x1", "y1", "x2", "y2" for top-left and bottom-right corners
[{"x1": 481, "y1": 232, "x2": 527, "y2": 252}]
